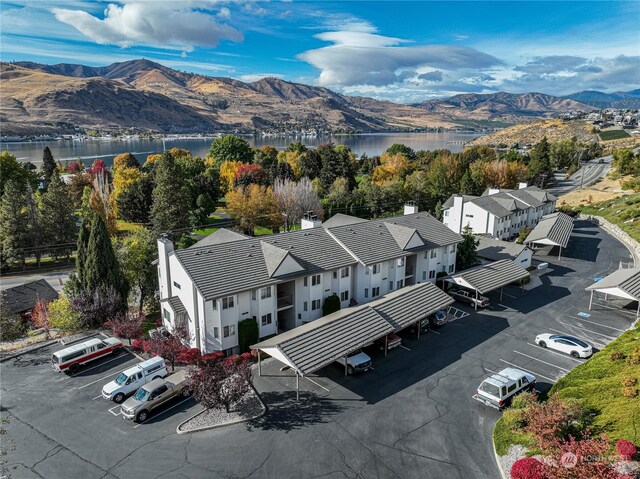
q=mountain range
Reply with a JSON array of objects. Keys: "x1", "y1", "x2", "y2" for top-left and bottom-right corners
[
  {"x1": 1, "y1": 59, "x2": 636, "y2": 136},
  {"x1": 564, "y1": 90, "x2": 640, "y2": 109}
]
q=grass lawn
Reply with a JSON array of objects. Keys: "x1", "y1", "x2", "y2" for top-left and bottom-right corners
[
  {"x1": 494, "y1": 325, "x2": 640, "y2": 456},
  {"x1": 550, "y1": 326, "x2": 640, "y2": 443},
  {"x1": 576, "y1": 192, "x2": 640, "y2": 243},
  {"x1": 599, "y1": 130, "x2": 631, "y2": 141}
]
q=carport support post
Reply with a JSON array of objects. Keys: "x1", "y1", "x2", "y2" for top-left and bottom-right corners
[
  {"x1": 257, "y1": 350, "x2": 262, "y2": 376},
  {"x1": 558, "y1": 246, "x2": 562, "y2": 260},
  {"x1": 385, "y1": 334, "x2": 388, "y2": 357},
  {"x1": 344, "y1": 356, "x2": 348, "y2": 376},
  {"x1": 589, "y1": 290, "x2": 594, "y2": 311},
  {"x1": 417, "y1": 320, "x2": 421, "y2": 338},
  {"x1": 500, "y1": 286, "x2": 504, "y2": 302},
  {"x1": 474, "y1": 289, "x2": 478, "y2": 311},
  {"x1": 295, "y1": 371, "x2": 299, "y2": 402}
]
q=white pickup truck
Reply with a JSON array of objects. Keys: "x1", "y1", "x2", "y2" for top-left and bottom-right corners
[
  {"x1": 102, "y1": 357, "x2": 167, "y2": 403},
  {"x1": 335, "y1": 350, "x2": 372, "y2": 375}
]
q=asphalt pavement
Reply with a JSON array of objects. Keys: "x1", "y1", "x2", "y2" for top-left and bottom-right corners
[{"x1": 1, "y1": 220, "x2": 637, "y2": 479}]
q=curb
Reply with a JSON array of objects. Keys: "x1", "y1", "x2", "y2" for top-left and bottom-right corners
[
  {"x1": 0, "y1": 332, "x2": 100, "y2": 363},
  {"x1": 176, "y1": 385, "x2": 267, "y2": 435},
  {"x1": 493, "y1": 435, "x2": 508, "y2": 479}
]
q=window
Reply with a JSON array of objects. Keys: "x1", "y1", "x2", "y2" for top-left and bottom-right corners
[
  {"x1": 173, "y1": 281, "x2": 181, "y2": 290},
  {"x1": 364, "y1": 288, "x2": 369, "y2": 298},
  {"x1": 429, "y1": 270, "x2": 436, "y2": 279},
  {"x1": 212, "y1": 300, "x2": 217, "y2": 311},
  {"x1": 304, "y1": 301, "x2": 308, "y2": 311},
  {"x1": 430, "y1": 250, "x2": 437, "y2": 259},
  {"x1": 260, "y1": 287, "x2": 271, "y2": 300},
  {"x1": 424, "y1": 251, "x2": 428, "y2": 259},
  {"x1": 465, "y1": 214, "x2": 474, "y2": 218},
  {"x1": 396, "y1": 280, "x2": 404, "y2": 289},
  {"x1": 507, "y1": 383, "x2": 517, "y2": 394},
  {"x1": 340, "y1": 267, "x2": 349, "y2": 278},
  {"x1": 444, "y1": 210, "x2": 449, "y2": 217},
  {"x1": 389, "y1": 281, "x2": 394, "y2": 291},
  {"x1": 304, "y1": 277, "x2": 308, "y2": 287},
  {"x1": 397, "y1": 258, "x2": 405, "y2": 267},
  {"x1": 448, "y1": 264, "x2": 454, "y2": 273},
  {"x1": 311, "y1": 299, "x2": 321, "y2": 310},
  {"x1": 223, "y1": 325, "x2": 235, "y2": 338},
  {"x1": 252, "y1": 290, "x2": 256, "y2": 301},
  {"x1": 422, "y1": 271, "x2": 426, "y2": 281},
  {"x1": 340, "y1": 291, "x2": 349, "y2": 301},
  {"x1": 222, "y1": 296, "x2": 235, "y2": 310},
  {"x1": 450, "y1": 245, "x2": 456, "y2": 253},
  {"x1": 163, "y1": 308, "x2": 170, "y2": 320},
  {"x1": 372, "y1": 287, "x2": 380, "y2": 297},
  {"x1": 372, "y1": 263, "x2": 380, "y2": 274},
  {"x1": 333, "y1": 271, "x2": 337, "y2": 279},
  {"x1": 261, "y1": 313, "x2": 272, "y2": 326},
  {"x1": 311, "y1": 274, "x2": 321, "y2": 286}
]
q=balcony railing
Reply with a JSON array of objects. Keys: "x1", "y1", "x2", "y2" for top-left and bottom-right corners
[{"x1": 277, "y1": 295, "x2": 293, "y2": 310}]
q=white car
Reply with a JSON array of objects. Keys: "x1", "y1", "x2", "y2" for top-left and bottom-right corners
[{"x1": 535, "y1": 334, "x2": 593, "y2": 358}]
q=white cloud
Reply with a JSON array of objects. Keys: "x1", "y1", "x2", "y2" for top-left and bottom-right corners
[
  {"x1": 52, "y1": 1, "x2": 243, "y2": 52},
  {"x1": 298, "y1": 31, "x2": 502, "y2": 87},
  {"x1": 236, "y1": 73, "x2": 284, "y2": 82}
]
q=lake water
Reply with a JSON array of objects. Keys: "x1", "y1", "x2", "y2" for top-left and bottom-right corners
[{"x1": 2, "y1": 132, "x2": 480, "y2": 167}]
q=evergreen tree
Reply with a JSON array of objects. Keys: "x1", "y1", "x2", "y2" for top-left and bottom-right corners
[
  {"x1": 42, "y1": 147, "x2": 56, "y2": 187},
  {"x1": 115, "y1": 173, "x2": 154, "y2": 223},
  {"x1": 82, "y1": 213, "x2": 128, "y2": 300},
  {"x1": 39, "y1": 170, "x2": 76, "y2": 260},
  {"x1": 528, "y1": 136, "x2": 551, "y2": 179},
  {"x1": 150, "y1": 153, "x2": 192, "y2": 237},
  {"x1": 0, "y1": 181, "x2": 28, "y2": 269},
  {"x1": 208, "y1": 135, "x2": 253, "y2": 169},
  {"x1": 24, "y1": 184, "x2": 42, "y2": 267},
  {"x1": 456, "y1": 226, "x2": 479, "y2": 271}
]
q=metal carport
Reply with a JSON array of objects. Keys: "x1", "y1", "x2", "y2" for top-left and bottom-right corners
[
  {"x1": 251, "y1": 282, "x2": 454, "y2": 399},
  {"x1": 524, "y1": 212, "x2": 574, "y2": 259},
  {"x1": 444, "y1": 259, "x2": 530, "y2": 310},
  {"x1": 586, "y1": 267, "x2": 640, "y2": 317}
]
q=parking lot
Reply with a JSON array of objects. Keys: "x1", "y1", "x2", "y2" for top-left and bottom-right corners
[{"x1": 1, "y1": 220, "x2": 637, "y2": 479}]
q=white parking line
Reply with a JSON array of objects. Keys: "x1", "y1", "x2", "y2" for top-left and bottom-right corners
[
  {"x1": 132, "y1": 397, "x2": 192, "y2": 429},
  {"x1": 557, "y1": 323, "x2": 616, "y2": 341},
  {"x1": 108, "y1": 405, "x2": 122, "y2": 416},
  {"x1": 513, "y1": 351, "x2": 570, "y2": 372},
  {"x1": 305, "y1": 377, "x2": 330, "y2": 392},
  {"x1": 399, "y1": 345, "x2": 411, "y2": 352},
  {"x1": 92, "y1": 395, "x2": 103, "y2": 400},
  {"x1": 76, "y1": 371, "x2": 122, "y2": 390},
  {"x1": 569, "y1": 317, "x2": 626, "y2": 332},
  {"x1": 69, "y1": 354, "x2": 131, "y2": 377},
  {"x1": 499, "y1": 359, "x2": 558, "y2": 383},
  {"x1": 525, "y1": 343, "x2": 583, "y2": 363},
  {"x1": 501, "y1": 291, "x2": 517, "y2": 299},
  {"x1": 483, "y1": 367, "x2": 497, "y2": 374},
  {"x1": 429, "y1": 329, "x2": 441, "y2": 335}
]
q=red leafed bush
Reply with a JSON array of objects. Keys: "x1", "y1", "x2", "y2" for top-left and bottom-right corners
[
  {"x1": 200, "y1": 352, "x2": 225, "y2": 363},
  {"x1": 617, "y1": 439, "x2": 637, "y2": 460},
  {"x1": 240, "y1": 352, "x2": 252, "y2": 362},
  {"x1": 156, "y1": 318, "x2": 163, "y2": 327},
  {"x1": 131, "y1": 338, "x2": 144, "y2": 351},
  {"x1": 67, "y1": 161, "x2": 82, "y2": 174},
  {"x1": 141, "y1": 340, "x2": 154, "y2": 354},
  {"x1": 177, "y1": 348, "x2": 202, "y2": 365},
  {"x1": 510, "y1": 457, "x2": 546, "y2": 479}
]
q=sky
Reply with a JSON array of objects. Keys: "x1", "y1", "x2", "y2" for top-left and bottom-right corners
[{"x1": 1, "y1": 1, "x2": 639, "y2": 103}]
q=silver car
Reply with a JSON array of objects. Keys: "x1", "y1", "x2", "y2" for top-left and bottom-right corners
[{"x1": 121, "y1": 370, "x2": 191, "y2": 423}]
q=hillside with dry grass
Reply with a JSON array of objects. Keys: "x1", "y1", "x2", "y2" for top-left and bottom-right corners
[{"x1": 468, "y1": 119, "x2": 598, "y2": 147}]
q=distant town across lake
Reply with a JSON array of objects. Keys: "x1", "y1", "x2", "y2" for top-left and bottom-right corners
[{"x1": 2, "y1": 132, "x2": 481, "y2": 167}]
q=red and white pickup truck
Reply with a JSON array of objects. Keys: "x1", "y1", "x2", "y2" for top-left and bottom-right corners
[{"x1": 52, "y1": 337, "x2": 124, "y2": 373}]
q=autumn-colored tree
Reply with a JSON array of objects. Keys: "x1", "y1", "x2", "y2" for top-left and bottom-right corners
[
  {"x1": 106, "y1": 310, "x2": 145, "y2": 345},
  {"x1": 473, "y1": 160, "x2": 530, "y2": 190},
  {"x1": 524, "y1": 395, "x2": 585, "y2": 453},
  {"x1": 144, "y1": 324, "x2": 190, "y2": 371},
  {"x1": 66, "y1": 161, "x2": 82, "y2": 174},
  {"x1": 226, "y1": 184, "x2": 281, "y2": 235},
  {"x1": 112, "y1": 166, "x2": 142, "y2": 216},
  {"x1": 88, "y1": 162, "x2": 117, "y2": 235},
  {"x1": 47, "y1": 295, "x2": 81, "y2": 333},
  {"x1": 546, "y1": 434, "x2": 619, "y2": 479},
  {"x1": 191, "y1": 354, "x2": 253, "y2": 413},
  {"x1": 235, "y1": 163, "x2": 268, "y2": 187},
  {"x1": 31, "y1": 299, "x2": 52, "y2": 339},
  {"x1": 272, "y1": 177, "x2": 323, "y2": 231},
  {"x1": 112, "y1": 153, "x2": 140, "y2": 171},
  {"x1": 425, "y1": 153, "x2": 464, "y2": 202},
  {"x1": 276, "y1": 150, "x2": 302, "y2": 179},
  {"x1": 371, "y1": 153, "x2": 410, "y2": 185},
  {"x1": 219, "y1": 160, "x2": 242, "y2": 195}
]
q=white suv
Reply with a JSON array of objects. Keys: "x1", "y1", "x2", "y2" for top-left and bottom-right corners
[{"x1": 473, "y1": 368, "x2": 536, "y2": 410}]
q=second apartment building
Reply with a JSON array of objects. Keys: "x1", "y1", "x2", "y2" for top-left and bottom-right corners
[{"x1": 157, "y1": 209, "x2": 462, "y2": 355}]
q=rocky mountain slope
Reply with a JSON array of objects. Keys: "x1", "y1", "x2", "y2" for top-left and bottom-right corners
[
  {"x1": 413, "y1": 92, "x2": 596, "y2": 122},
  {"x1": 2, "y1": 60, "x2": 456, "y2": 135},
  {"x1": 467, "y1": 119, "x2": 598, "y2": 146},
  {"x1": 564, "y1": 89, "x2": 640, "y2": 109}
]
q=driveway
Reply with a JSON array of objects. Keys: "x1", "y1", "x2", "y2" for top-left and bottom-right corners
[{"x1": 1, "y1": 220, "x2": 636, "y2": 479}]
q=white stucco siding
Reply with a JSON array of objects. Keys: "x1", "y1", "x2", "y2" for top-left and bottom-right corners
[{"x1": 203, "y1": 300, "x2": 221, "y2": 353}]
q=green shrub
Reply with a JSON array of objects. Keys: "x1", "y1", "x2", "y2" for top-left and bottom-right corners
[
  {"x1": 237, "y1": 317, "x2": 259, "y2": 354},
  {"x1": 322, "y1": 294, "x2": 341, "y2": 316},
  {"x1": 610, "y1": 351, "x2": 626, "y2": 361},
  {"x1": 502, "y1": 408, "x2": 527, "y2": 430},
  {"x1": 511, "y1": 391, "x2": 538, "y2": 409},
  {"x1": 0, "y1": 311, "x2": 26, "y2": 342}
]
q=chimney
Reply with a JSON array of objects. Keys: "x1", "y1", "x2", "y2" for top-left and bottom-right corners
[
  {"x1": 518, "y1": 182, "x2": 528, "y2": 189},
  {"x1": 487, "y1": 187, "x2": 501, "y2": 196},
  {"x1": 451, "y1": 195, "x2": 465, "y2": 234},
  {"x1": 157, "y1": 234, "x2": 174, "y2": 300},
  {"x1": 404, "y1": 201, "x2": 418, "y2": 215},
  {"x1": 301, "y1": 211, "x2": 322, "y2": 229}
]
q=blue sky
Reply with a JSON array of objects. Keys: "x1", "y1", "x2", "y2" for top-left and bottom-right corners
[{"x1": 1, "y1": 1, "x2": 639, "y2": 102}]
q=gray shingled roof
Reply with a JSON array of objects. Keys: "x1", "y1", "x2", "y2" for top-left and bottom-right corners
[
  {"x1": 190, "y1": 228, "x2": 248, "y2": 248},
  {"x1": 1, "y1": 279, "x2": 59, "y2": 315},
  {"x1": 586, "y1": 267, "x2": 640, "y2": 300},
  {"x1": 467, "y1": 195, "x2": 515, "y2": 218},
  {"x1": 476, "y1": 236, "x2": 531, "y2": 262},
  {"x1": 322, "y1": 213, "x2": 368, "y2": 229},
  {"x1": 174, "y1": 228, "x2": 357, "y2": 300},
  {"x1": 447, "y1": 259, "x2": 529, "y2": 294},
  {"x1": 261, "y1": 241, "x2": 303, "y2": 277},
  {"x1": 327, "y1": 212, "x2": 462, "y2": 265},
  {"x1": 251, "y1": 283, "x2": 451, "y2": 375},
  {"x1": 504, "y1": 189, "x2": 545, "y2": 208},
  {"x1": 524, "y1": 212, "x2": 574, "y2": 248},
  {"x1": 372, "y1": 282, "x2": 454, "y2": 330},
  {"x1": 385, "y1": 222, "x2": 423, "y2": 250},
  {"x1": 162, "y1": 296, "x2": 187, "y2": 315},
  {"x1": 442, "y1": 194, "x2": 478, "y2": 210}
]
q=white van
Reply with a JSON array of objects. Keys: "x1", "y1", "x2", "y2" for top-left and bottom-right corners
[{"x1": 102, "y1": 357, "x2": 168, "y2": 403}]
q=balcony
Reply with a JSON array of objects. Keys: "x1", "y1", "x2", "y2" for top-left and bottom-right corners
[
  {"x1": 404, "y1": 266, "x2": 414, "y2": 278},
  {"x1": 277, "y1": 295, "x2": 293, "y2": 311}
]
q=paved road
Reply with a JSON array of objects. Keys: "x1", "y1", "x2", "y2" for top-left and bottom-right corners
[
  {"x1": 549, "y1": 156, "x2": 612, "y2": 197},
  {"x1": 1, "y1": 221, "x2": 636, "y2": 479},
  {"x1": 0, "y1": 270, "x2": 72, "y2": 293}
]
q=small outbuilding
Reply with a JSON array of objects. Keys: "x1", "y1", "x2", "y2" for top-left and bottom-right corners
[
  {"x1": 586, "y1": 267, "x2": 640, "y2": 317},
  {"x1": 524, "y1": 212, "x2": 574, "y2": 259},
  {"x1": 1, "y1": 279, "x2": 59, "y2": 319}
]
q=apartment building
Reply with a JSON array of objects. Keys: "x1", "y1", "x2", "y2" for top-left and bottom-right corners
[
  {"x1": 157, "y1": 209, "x2": 462, "y2": 355},
  {"x1": 441, "y1": 184, "x2": 556, "y2": 240}
]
